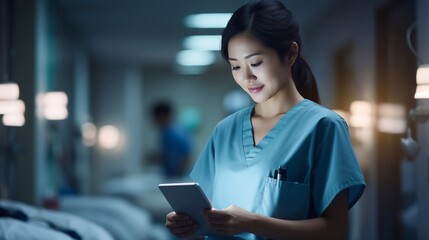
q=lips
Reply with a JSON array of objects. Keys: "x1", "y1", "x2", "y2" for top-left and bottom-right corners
[{"x1": 248, "y1": 85, "x2": 264, "y2": 94}]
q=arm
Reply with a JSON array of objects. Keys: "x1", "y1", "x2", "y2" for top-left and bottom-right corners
[{"x1": 204, "y1": 189, "x2": 349, "y2": 240}]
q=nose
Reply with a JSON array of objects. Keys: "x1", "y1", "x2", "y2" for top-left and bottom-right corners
[{"x1": 242, "y1": 66, "x2": 256, "y2": 83}]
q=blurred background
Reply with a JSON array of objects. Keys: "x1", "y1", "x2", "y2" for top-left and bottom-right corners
[{"x1": 0, "y1": 0, "x2": 428, "y2": 239}]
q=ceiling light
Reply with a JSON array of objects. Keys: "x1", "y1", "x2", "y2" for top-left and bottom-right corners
[
  {"x1": 350, "y1": 101, "x2": 374, "y2": 128},
  {"x1": 98, "y1": 125, "x2": 120, "y2": 150},
  {"x1": 2, "y1": 113, "x2": 25, "y2": 127},
  {"x1": 176, "y1": 50, "x2": 216, "y2": 66},
  {"x1": 377, "y1": 103, "x2": 406, "y2": 134},
  {"x1": 183, "y1": 35, "x2": 222, "y2": 51},
  {"x1": 41, "y1": 92, "x2": 68, "y2": 120},
  {"x1": 415, "y1": 64, "x2": 429, "y2": 99},
  {"x1": 184, "y1": 13, "x2": 232, "y2": 28},
  {"x1": 0, "y1": 83, "x2": 19, "y2": 100},
  {"x1": 0, "y1": 100, "x2": 25, "y2": 115}
]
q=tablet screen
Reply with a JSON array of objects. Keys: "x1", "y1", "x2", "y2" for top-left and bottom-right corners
[{"x1": 159, "y1": 182, "x2": 215, "y2": 236}]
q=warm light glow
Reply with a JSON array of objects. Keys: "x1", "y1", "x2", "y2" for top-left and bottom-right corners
[
  {"x1": 415, "y1": 85, "x2": 429, "y2": 99},
  {"x1": 43, "y1": 107, "x2": 68, "y2": 120},
  {"x1": 184, "y1": 13, "x2": 232, "y2": 28},
  {"x1": 41, "y1": 92, "x2": 68, "y2": 120},
  {"x1": 81, "y1": 122, "x2": 97, "y2": 147},
  {"x1": 350, "y1": 101, "x2": 373, "y2": 128},
  {"x1": 42, "y1": 92, "x2": 68, "y2": 106},
  {"x1": 176, "y1": 50, "x2": 216, "y2": 66},
  {"x1": 183, "y1": 35, "x2": 222, "y2": 51},
  {"x1": 377, "y1": 103, "x2": 406, "y2": 134},
  {"x1": 415, "y1": 64, "x2": 429, "y2": 99},
  {"x1": 0, "y1": 83, "x2": 19, "y2": 100},
  {"x1": 416, "y1": 64, "x2": 429, "y2": 85},
  {"x1": 2, "y1": 113, "x2": 25, "y2": 127},
  {"x1": 0, "y1": 100, "x2": 26, "y2": 115},
  {"x1": 98, "y1": 125, "x2": 120, "y2": 149}
]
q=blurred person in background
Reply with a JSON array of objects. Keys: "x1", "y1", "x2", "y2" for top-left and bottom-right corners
[{"x1": 151, "y1": 101, "x2": 193, "y2": 178}]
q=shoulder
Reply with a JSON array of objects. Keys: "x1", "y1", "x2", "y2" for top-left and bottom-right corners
[
  {"x1": 293, "y1": 100, "x2": 349, "y2": 137},
  {"x1": 216, "y1": 106, "x2": 251, "y2": 129},
  {"x1": 300, "y1": 100, "x2": 346, "y2": 125}
]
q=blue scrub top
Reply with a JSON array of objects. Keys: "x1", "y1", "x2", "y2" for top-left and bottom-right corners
[
  {"x1": 161, "y1": 123, "x2": 192, "y2": 176},
  {"x1": 190, "y1": 99, "x2": 366, "y2": 239}
]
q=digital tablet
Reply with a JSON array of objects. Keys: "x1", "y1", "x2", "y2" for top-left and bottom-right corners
[{"x1": 159, "y1": 182, "x2": 215, "y2": 236}]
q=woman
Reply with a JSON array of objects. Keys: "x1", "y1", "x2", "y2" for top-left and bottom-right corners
[{"x1": 166, "y1": 0, "x2": 365, "y2": 239}]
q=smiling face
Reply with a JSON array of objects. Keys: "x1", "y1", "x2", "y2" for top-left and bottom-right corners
[{"x1": 228, "y1": 32, "x2": 294, "y2": 104}]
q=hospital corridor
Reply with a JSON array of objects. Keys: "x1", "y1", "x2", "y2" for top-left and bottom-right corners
[{"x1": 0, "y1": 0, "x2": 428, "y2": 239}]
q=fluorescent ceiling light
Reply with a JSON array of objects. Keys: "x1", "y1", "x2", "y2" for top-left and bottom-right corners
[
  {"x1": 0, "y1": 100, "x2": 25, "y2": 115},
  {"x1": 2, "y1": 113, "x2": 25, "y2": 127},
  {"x1": 41, "y1": 92, "x2": 68, "y2": 120},
  {"x1": 0, "y1": 83, "x2": 20, "y2": 100},
  {"x1": 176, "y1": 50, "x2": 216, "y2": 66},
  {"x1": 185, "y1": 13, "x2": 232, "y2": 28},
  {"x1": 415, "y1": 64, "x2": 429, "y2": 99},
  {"x1": 183, "y1": 35, "x2": 222, "y2": 51}
]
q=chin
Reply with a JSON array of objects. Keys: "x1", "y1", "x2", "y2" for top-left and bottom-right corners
[{"x1": 250, "y1": 96, "x2": 268, "y2": 104}]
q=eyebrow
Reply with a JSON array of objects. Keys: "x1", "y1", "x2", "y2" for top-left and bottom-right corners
[{"x1": 228, "y1": 52, "x2": 263, "y2": 61}]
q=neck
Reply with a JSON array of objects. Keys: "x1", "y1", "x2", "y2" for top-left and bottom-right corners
[{"x1": 254, "y1": 79, "x2": 303, "y2": 118}]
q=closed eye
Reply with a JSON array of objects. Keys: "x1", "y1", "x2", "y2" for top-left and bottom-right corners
[
  {"x1": 231, "y1": 66, "x2": 240, "y2": 71},
  {"x1": 251, "y1": 61, "x2": 262, "y2": 67}
]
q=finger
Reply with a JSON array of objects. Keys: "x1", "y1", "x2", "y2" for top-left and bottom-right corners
[
  {"x1": 169, "y1": 224, "x2": 199, "y2": 237},
  {"x1": 168, "y1": 212, "x2": 191, "y2": 221},
  {"x1": 204, "y1": 209, "x2": 228, "y2": 219},
  {"x1": 167, "y1": 219, "x2": 195, "y2": 228}
]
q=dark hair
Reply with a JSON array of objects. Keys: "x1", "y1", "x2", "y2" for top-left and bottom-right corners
[
  {"x1": 152, "y1": 101, "x2": 172, "y2": 118},
  {"x1": 221, "y1": 0, "x2": 320, "y2": 104}
]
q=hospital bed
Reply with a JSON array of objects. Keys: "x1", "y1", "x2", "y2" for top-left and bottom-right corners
[
  {"x1": 0, "y1": 199, "x2": 113, "y2": 240},
  {"x1": 58, "y1": 195, "x2": 170, "y2": 240}
]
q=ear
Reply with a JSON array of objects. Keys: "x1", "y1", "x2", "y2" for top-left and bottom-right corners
[{"x1": 286, "y1": 42, "x2": 299, "y2": 66}]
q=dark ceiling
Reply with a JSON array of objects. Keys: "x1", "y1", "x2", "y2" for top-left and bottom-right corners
[{"x1": 56, "y1": 0, "x2": 340, "y2": 68}]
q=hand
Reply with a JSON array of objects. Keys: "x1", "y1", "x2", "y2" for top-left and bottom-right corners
[
  {"x1": 203, "y1": 205, "x2": 253, "y2": 236},
  {"x1": 165, "y1": 211, "x2": 199, "y2": 238}
]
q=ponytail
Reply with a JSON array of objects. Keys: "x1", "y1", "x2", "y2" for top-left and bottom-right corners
[{"x1": 292, "y1": 56, "x2": 320, "y2": 104}]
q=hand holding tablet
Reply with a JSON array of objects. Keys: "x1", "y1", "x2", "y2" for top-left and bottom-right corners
[{"x1": 159, "y1": 182, "x2": 215, "y2": 237}]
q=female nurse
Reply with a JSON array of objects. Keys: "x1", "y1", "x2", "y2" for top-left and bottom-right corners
[{"x1": 165, "y1": 0, "x2": 366, "y2": 239}]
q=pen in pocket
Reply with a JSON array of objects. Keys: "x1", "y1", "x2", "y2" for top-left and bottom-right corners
[
  {"x1": 278, "y1": 167, "x2": 286, "y2": 181},
  {"x1": 270, "y1": 167, "x2": 287, "y2": 181}
]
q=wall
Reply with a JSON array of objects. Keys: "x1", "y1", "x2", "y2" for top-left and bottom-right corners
[
  {"x1": 416, "y1": 0, "x2": 429, "y2": 239},
  {"x1": 14, "y1": 0, "x2": 90, "y2": 203},
  {"x1": 301, "y1": 0, "x2": 383, "y2": 239}
]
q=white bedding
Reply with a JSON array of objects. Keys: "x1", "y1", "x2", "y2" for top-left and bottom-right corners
[{"x1": 59, "y1": 196, "x2": 156, "y2": 240}]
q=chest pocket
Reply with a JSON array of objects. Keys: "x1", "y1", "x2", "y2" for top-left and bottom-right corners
[{"x1": 258, "y1": 177, "x2": 310, "y2": 220}]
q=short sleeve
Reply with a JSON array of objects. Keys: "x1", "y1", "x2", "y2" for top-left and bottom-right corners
[
  {"x1": 189, "y1": 128, "x2": 217, "y2": 199},
  {"x1": 311, "y1": 117, "x2": 366, "y2": 216}
]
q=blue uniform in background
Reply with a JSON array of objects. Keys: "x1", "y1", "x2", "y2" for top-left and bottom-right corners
[
  {"x1": 161, "y1": 123, "x2": 192, "y2": 177},
  {"x1": 190, "y1": 99, "x2": 366, "y2": 239}
]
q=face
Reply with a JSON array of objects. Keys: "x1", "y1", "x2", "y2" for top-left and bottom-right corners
[{"x1": 227, "y1": 32, "x2": 293, "y2": 103}]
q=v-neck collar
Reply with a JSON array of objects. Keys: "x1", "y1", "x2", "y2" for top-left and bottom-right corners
[{"x1": 241, "y1": 99, "x2": 308, "y2": 164}]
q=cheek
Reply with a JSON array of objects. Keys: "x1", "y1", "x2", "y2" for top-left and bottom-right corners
[{"x1": 232, "y1": 72, "x2": 242, "y2": 85}]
